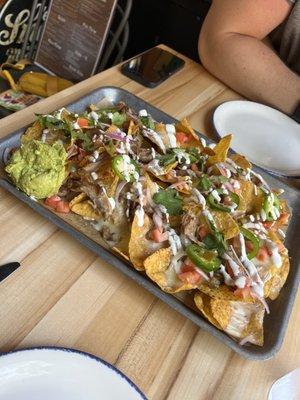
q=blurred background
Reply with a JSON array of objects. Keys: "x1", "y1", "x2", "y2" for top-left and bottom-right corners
[
  {"x1": 0, "y1": 0, "x2": 211, "y2": 117},
  {"x1": 0, "y1": 0, "x2": 211, "y2": 69}
]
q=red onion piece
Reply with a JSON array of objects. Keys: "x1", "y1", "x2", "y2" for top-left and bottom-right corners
[{"x1": 115, "y1": 181, "x2": 128, "y2": 202}]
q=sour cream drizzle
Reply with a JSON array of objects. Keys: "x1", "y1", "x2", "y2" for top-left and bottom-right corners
[
  {"x1": 239, "y1": 233, "x2": 264, "y2": 297},
  {"x1": 192, "y1": 188, "x2": 206, "y2": 208},
  {"x1": 165, "y1": 124, "x2": 177, "y2": 148}
]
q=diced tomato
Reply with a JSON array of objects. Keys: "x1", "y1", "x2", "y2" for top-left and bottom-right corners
[
  {"x1": 44, "y1": 196, "x2": 70, "y2": 213},
  {"x1": 176, "y1": 131, "x2": 191, "y2": 144},
  {"x1": 55, "y1": 200, "x2": 70, "y2": 213},
  {"x1": 178, "y1": 270, "x2": 202, "y2": 285},
  {"x1": 257, "y1": 246, "x2": 270, "y2": 262},
  {"x1": 77, "y1": 118, "x2": 89, "y2": 128},
  {"x1": 198, "y1": 226, "x2": 208, "y2": 240},
  {"x1": 150, "y1": 228, "x2": 166, "y2": 243},
  {"x1": 234, "y1": 287, "x2": 251, "y2": 299},
  {"x1": 44, "y1": 195, "x2": 61, "y2": 208},
  {"x1": 181, "y1": 259, "x2": 196, "y2": 272},
  {"x1": 245, "y1": 240, "x2": 254, "y2": 252},
  {"x1": 262, "y1": 221, "x2": 275, "y2": 230}
]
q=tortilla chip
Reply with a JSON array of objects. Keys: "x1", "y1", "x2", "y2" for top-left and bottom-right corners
[
  {"x1": 69, "y1": 193, "x2": 87, "y2": 208},
  {"x1": 228, "y1": 301, "x2": 264, "y2": 346},
  {"x1": 128, "y1": 213, "x2": 162, "y2": 271},
  {"x1": 127, "y1": 120, "x2": 139, "y2": 136},
  {"x1": 155, "y1": 123, "x2": 170, "y2": 148},
  {"x1": 202, "y1": 147, "x2": 215, "y2": 156},
  {"x1": 21, "y1": 121, "x2": 42, "y2": 143},
  {"x1": 195, "y1": 291, "x2": 264, "y2": 345},
  {"x1": 175, "y1": 118, "x2": 204, "y2": 149},
  {"x1": 236, "y1": 180, "x2": 263, "y2": 213},
  {"x1": 210, "y1": 298, "x2": 232, "y2": 329},
  {"x1": 211, "y1": 210, "x2": 240, "y2": 240},
  {"x1": 199, "y1": 282, "x2": 254, "y2": 303},
  {"x1": 194, "y1": 292, "x2": 222, "y2": 329},
  {"x1": 230, "y1": 153, "x2": 252, "y2": 170},
  {"x1": 264, "y1": 252, "x2": 290, "y2": 300},
  {"x1": 71, "y1": 200, "x2": 101, "y2": 220},
  {"x1": 144, "y1": 247, "x2": 198, "y2": 293},
  {"x1": 148, "y1": 161, "x2": 178, "y2": 182},
  {"x1": 208, "y1": 134, "x2": 232, "y2": 165}
]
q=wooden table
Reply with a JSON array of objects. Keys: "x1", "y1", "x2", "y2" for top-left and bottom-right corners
[{"x1": 0, "y1": 45, "x2": 299, "y2": 400}]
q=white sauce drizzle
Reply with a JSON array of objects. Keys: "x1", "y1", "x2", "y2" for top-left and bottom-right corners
[
  {"x1": 165, "y1": 124, "x2": 177, "y2": 148},
  {"x1": 192, "y1": 188, "x2": 206, "y2": 208}
]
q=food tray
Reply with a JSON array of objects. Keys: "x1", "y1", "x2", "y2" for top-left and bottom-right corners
[{"x1": 0, "y1": 86, "x2": 299, "y2": 360}]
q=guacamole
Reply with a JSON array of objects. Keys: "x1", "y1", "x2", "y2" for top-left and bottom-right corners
[{"x1": 5, "y1": 140, "x2": 67, "y2": 199}]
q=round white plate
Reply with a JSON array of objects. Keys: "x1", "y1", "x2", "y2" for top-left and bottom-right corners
[
  {"x1": 213, "y1": 100, "x2": 300, "y2": 177},
  {"x1": 0, "y1": 347, "x2": 146, "y2": 400}
]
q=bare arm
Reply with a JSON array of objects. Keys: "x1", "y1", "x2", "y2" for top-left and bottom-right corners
[{"x1": 199, "y1": 0, "x2": 300, "y2": 114}]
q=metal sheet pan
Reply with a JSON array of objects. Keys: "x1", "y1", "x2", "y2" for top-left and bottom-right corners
[{"x1": 0, "y1": 86, "x2": 299, "y2": 360}]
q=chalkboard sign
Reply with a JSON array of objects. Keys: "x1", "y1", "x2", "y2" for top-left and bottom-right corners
[
  {"x1": 0, "y1": 0, "x2": 49, "y2": 64},
  {"x1": 35, "y1": 0, "x2": 117, "y2": 82}
]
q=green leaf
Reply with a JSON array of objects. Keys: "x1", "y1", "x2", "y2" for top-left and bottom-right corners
[
  {"x1": 158, "y1": 152, "x2": 177, "y2": 166},
  {"x1": 112, "y1": 112, "x2": 127, "y2": 127},
  {"x1": 198, "y1": 175, "x2": 212, "y2": 191},
  {"x1": 71, "y1": 130, "x2": 93, "y2": 152},
  {"x1": 153, "y1": 189, "x2": 183, "y2": 216},
  {"x1": 140, "y1": 116, "x2": 155, "y2": 130}
]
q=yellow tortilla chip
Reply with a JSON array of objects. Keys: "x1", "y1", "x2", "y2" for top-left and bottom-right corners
[
  {"x1": 144, "y1": 247, "x2": 198, "y2": 293},
  {"x1": 264, "y1": 252, "x2": 290, "y2": 300},
  {"x1": 236, "y1": 180, "x2": 264, "y2": 213},
  {"x1": 210, "y1": 298, "x2": 232, "y2": 330},
  {"x1": 175, "y1": 118, "x2": 204, "y2": 149},
  {"x1": 69, "y1": 193, "x2": 87, "y2": 208},
  {"x1": 71, "y1": 200, "x2": 101, "y2": 220},
  {"x1": 21, "y1": 121, "x2": 42, "y2": 143},
  {"x1": 194, "y1": 292, "x2": 222, "y2": 330},
  {"x1": 195, "y1": 292, "x2": 264, "y2": 345},
  {"x1": 230, "y1": 153, "x2": 252, "y2": 170},
  {"x1": 199, "y1": 282, "x2": 254, "y2": 303},
  {"x1": 127, "y1": 120, "x2": 139, "y2": 136},
  {"x1": 148, "y1": 161, "x2": 178, "y2": 182},
  {"x1": 128, "y1": 214, "x2": 162, "y2": 271},
  {"x1": 208, "y1": 134, "x2": 232, "y2": 165},
  {"x1": 211, "y1": 210, "x2": 240, "y2": 240},
  {"x1": 234, "y1": 301, "x2": 265, "y2": 346}
]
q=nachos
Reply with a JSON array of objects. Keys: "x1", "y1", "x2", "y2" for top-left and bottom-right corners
[{"x1": 5, "y1": 99, "x2": 291, "y2": 346}]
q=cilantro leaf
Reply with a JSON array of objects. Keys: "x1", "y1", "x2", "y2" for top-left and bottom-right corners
[{"x1": 153, "y1": 189, "x2": 183, "y2": 216}]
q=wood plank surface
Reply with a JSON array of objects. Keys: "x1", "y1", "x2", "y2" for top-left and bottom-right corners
[{"x1": 0, "y1": 45, "x2": 298, "y2": 400}]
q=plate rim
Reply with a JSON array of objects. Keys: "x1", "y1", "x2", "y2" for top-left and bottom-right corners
[
  {"x1": 0, "y1": 346, "x2": 147, "y2": 400},
  {"x1": 212, "y1": 100, "x2": 300, "y2": 178}
]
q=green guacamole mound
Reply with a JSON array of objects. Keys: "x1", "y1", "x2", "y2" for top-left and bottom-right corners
[{"x1": 5, "y1": 140, "x2": 67, "y2": 199}]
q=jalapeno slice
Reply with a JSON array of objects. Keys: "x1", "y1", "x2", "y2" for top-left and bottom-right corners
[
  {"x1": 207, "y1": 189, "x2": 240, "y2": 212},
  {"x1": 186, "y1": 244, "x2": 222, "y2": 272},
  {"x1": 263, "y1": 193, "x2": 280, "y2": 221},
  {"x1": 112, "y1": 155, "x2": 139, "y2": 182},
  {"x1": 240, "y1": 227, "x2": 260, "y2": 259}
]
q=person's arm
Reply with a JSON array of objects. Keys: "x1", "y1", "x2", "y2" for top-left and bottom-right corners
[{"x1": 199, "y1": 0, "x2": 300, "y2": 114}]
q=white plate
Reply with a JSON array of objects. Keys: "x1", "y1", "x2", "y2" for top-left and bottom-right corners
[
  {"x1": 213, "y1": 101, "x2": 300, "y2": 177},
  {"x1": 0, "y1": 347, "x2": 146, "y2": 400}
]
